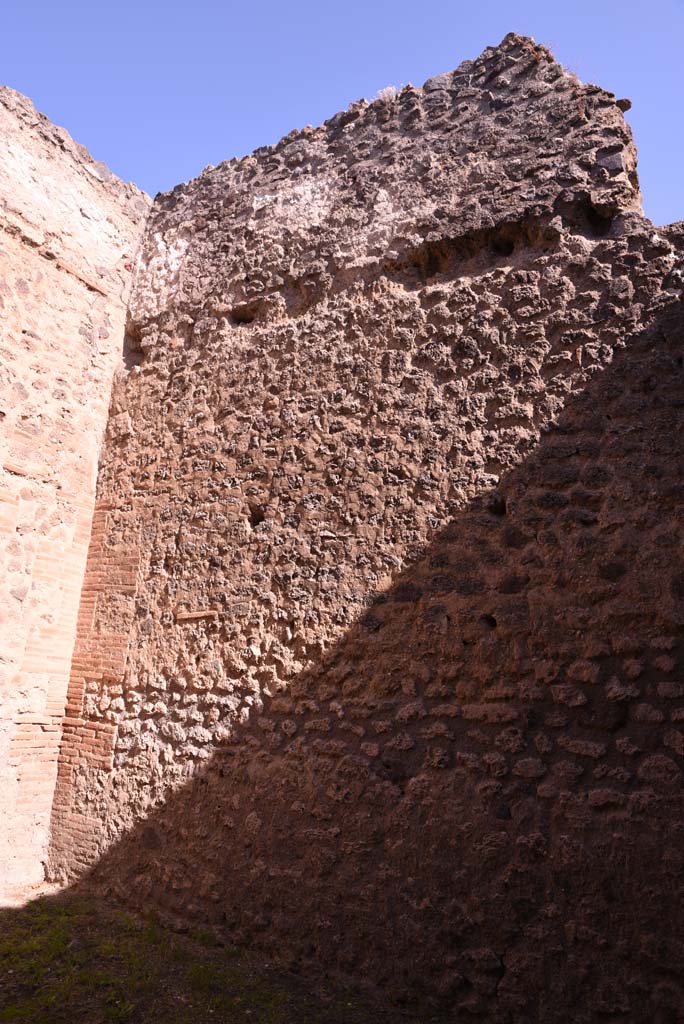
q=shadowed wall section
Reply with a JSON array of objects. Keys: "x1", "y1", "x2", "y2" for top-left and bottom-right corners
[
  {"x1": 39, "y1": 32, "x2": 684, "y2": 1017},
  {"x1": 73, "y1": 294, "x2": 684, "y2": 1021}
]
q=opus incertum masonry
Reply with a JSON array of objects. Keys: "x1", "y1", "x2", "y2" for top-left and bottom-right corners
[{"x1": 2, "y1": 33, "x2": 684, "y2": 1020}]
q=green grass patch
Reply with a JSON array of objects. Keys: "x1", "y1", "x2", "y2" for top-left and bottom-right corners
[{"x1": 0, "y1": 893, "x2": 418, "y2": 1023}]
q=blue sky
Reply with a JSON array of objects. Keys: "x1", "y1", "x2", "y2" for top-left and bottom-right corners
[{"x1": 2, "y1": 0, "x2": 682, "y2": 225}]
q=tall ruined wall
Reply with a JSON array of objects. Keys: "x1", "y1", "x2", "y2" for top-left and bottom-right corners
[
  {"x1": 48, "y1": 33, "x2": 684, "y2": 1017},
  {"x1": 0, "y1": 88, "x2": 149, "y2": 886}
]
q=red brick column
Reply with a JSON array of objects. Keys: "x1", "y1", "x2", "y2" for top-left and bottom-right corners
[{"x1": 48, "y1": 504, "x2": 140, "y2": 878}]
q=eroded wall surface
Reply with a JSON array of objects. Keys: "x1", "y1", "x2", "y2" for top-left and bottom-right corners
[
  {"x1": 49, "y1": 34, "x2": 684, "y2": 1017},
  {"x1": 0, "y1": 88, "x2": 149, "y2": 886}
]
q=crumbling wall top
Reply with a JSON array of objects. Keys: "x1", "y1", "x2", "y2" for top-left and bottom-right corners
[{"x1": 129, "y1": 33, "x2": 642, "y2": 328}]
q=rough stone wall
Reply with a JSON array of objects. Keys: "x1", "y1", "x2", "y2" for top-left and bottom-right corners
[
  {"x1": 0, "y1": 88, "x2": 149, "y2": 886},
  {"x1": 47, "y1": 33, "x2": 684, "y2": 1017}
]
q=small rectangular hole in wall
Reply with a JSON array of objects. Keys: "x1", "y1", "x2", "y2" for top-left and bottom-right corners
[{"x1": 230, "y1": 301, "x2": 263, "y2": 326}]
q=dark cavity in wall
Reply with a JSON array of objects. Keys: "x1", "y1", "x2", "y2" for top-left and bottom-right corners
[
  {"x1": 248, "y1": 504, "x2": 266, "y2": 529},
  {"x1": 555, "y1": 195, "x2": 616, "y2": 239},
  {"x1": 123, "y1": 320, "x2": 144, "y2": 369},
  {"x1": 230, "y1": 300, "x2": 265, "y2": 326}
]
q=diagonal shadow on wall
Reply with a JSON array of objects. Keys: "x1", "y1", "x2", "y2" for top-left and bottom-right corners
[{"x1": 4, "y1": 294, "x2": 684, "y2": 1022}]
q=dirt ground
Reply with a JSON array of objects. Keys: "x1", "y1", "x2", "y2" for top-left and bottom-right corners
[{"x1": 0, "y1": 892, "x2": 435, "y2": 1024}]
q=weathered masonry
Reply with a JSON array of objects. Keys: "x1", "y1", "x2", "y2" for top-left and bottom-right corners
[
  {"x1": 0, "y1": 87, "x2": 149, "y2": 884},
  {"x1": 2, "y1": 32, "x2": 684, "y2": 1020}
]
